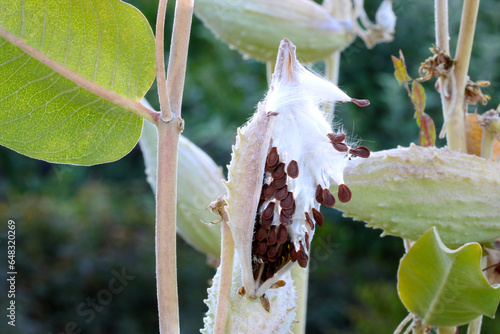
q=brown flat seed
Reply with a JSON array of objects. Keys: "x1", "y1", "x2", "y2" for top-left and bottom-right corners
[
  {"x1": 280, "y1": 211, "x2": 292, "y2": 226},
  {"x1": 262, "y1": 215, "x2": 273, "y2": 228},
  {"x1": 338, "y1": 184, "x2": 352, "y2": 203},
  {"x1": 280, "y1": 192, "x2": 294, "y2": 209},
  {"x1": 258, "y1": 241, "x2": 268, "y2": 255},
  {"x1": 266, "y1": 147, "x2": 279, "y2": 169},
  {"x1": 262, "y1": 183, "x2": 275, "y2": 198},
  {"x1": 322, "y1": 188, "x2": 335, "y2": 208},
  {"x1": 262, "y1": 202, "x2": 275, "y2": 219},
  {"x1": 260, "y1": 294, "x2": 271, "y2": 313},
  {"x1": 351, "y1": 98, "x2": 370, "y2": 107},
  {"x1": 272, "y1": 163, "x2": 286, "y2": 179},
  {"x1": 305, "y1": 212, "x2": 315, "y2": 230},
  {"x1": 256, "y1": 225, "x2": 267, "y2": 241},
  {"x1": 268, "y1": 244, "x2": 279, "y2": 258},
  {"x1": 238, "y1": 286, "x2": 246, "y2": 297},
  {"x1": 270, "y1": 280, "x2": 286, "y2": 289},
  {"x1": 277, "y1": 225, "x2": 288, "y2": 244},
  {"x1": 312, "y1": 208, "x2": 324, "y2": 227},
  {"x1": 276, "y1": 243, "x2": 285, "y2": 258},
  {"x1": 281, "y1": 201, "x2": 296, "y2": 217},
  {"x1": 290, "y1": 245, "x2": 297, "y2": 262},
  {"x1": 297, "y1": 250, "x2": 308, "y2": 268},
  {"x1": 315, "y1": 184, "x2": 324, "y2": 204},
  {"x1": 349, "y1": 146, "x2": 370, "y2": 158},
  {"x1": 272, "y1": 175, "x2": 287, "y2": 189},
  {"x1": 332, "y1": 142, "x2": 348, "y2": 152},
  {"x1": 305, "y1": 233, "x2": 310, "y2": 251},
  {"x1": 268, "y1": 226, "x2": 277, "y2": 245},
  {"x1": 274, "y1": 186, "x2": 288, "y2": 200},
  {"x1": 327, "y1": 132, "x2": 346, "y2": 143},
  {"x1": 287, "y1": 160, "x2": 299, "y2": 178}
]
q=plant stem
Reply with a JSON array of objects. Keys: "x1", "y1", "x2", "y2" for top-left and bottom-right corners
[
  {"x1": 434, "y1": 0, "x2": 452, "y2": 141},
  {"x1": 467, "y1": 316, "x2": 483, "y2": 334},
  {"x1": 324, "y1": 51, "x2": 341, "y2": 118},
  {"x1": 291, "y1": 264, "x2": 309, "y2": 334},
  {"x1": 166, "y1": 0, "x2": 195, "y2": 118},
  {"x1": 437, "y1": 327, "x2": 456, "y2": 334},
  {"x1": 156, "y1": 117, "x2": 183, "y2": 334},
  {"x1": 447, "y1": 0, "x2": 480, "y2": 151},
  {"x1": 214, "y1": 220, "x2": 235, "y2": 333},
  {"x1": 434, "y1": 0, "x2": 450, "y2": 54},
  {"x1": 154, "y1": 0, "x2": 194, "y2": 332},
  {"x1": 156, "y1": 0, "x2": 170, "y2": 121}
]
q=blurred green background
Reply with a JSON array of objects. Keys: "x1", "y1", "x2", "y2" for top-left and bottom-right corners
[{"x1": 1, "y1": 0, "x2": 500, "y2": 333}]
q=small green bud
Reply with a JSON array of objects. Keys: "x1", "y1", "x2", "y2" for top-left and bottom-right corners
[
  {"x1": 194, "y1": 0, "x2": 355, "y2": 62},
  {"x1": 333, "y1": 144, "x2": 500, "y2": 246}
]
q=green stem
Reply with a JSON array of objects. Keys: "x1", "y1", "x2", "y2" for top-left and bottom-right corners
[
  {"x1": 156, "y1": 117, "x2": 183, "y2": 334},
  {"x1": 291, "y1": 264, "x2": 309, "y2": 334},
  {"x1": 438, "y1": 327, "x2": 456, "y2": 334},
  {"x1": 447, "y1": 0, "x2": 480, "y2": 151},
  {"x1": 214, "y1": 220, "x2": 235, "y2": 334},
  {"x1": 324, "y1": 51, "x2": 341, "y2": 118},
  {"x1": 467, "y1": 316, "x2": 483, "y2": 334}
]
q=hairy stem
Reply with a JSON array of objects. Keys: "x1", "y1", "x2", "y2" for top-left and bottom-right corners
[
  {"x1": 447, "y1": 0, "x2": 480, "y2": 151},
  {"x1": 166, "y1": 0, "x2": 195, "y2": 118},
  {"x1": 291, "y1": 264, "x2": 309, "y2": 334},
  {"x1": 156, "y1": 117, "x2": 183, "y2": 334},
  {"x1": 467, "y1": 316, "x2": 483, "y2": 334},
  {"x1": 214, "y1": 220, "x2": 235, "y2": 333},
  {"x1": 434, "y1": 0, "x2": 452, "y2": 141},
  {"x1": 156, "y1": 0, "x2": 170, "y2": 121}
]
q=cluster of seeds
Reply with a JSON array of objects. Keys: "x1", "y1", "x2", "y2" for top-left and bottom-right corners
[{"x1": 251, "y1": 133, "x2": 370, "y2": 285}]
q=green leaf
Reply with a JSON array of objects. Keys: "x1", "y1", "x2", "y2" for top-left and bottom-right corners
[
  {"x1": 392, "y1": 51, "x2": 411, "y2": 85},
  {"x1": 398, "y1": 227, "x2": 500, "y2": 327},
  {"x1": 0, "y1": 0, "x2": 155, "y2": 165}
]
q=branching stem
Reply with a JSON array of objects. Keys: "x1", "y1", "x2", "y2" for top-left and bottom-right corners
[{"x1": 154, "y1": 0, "x2": 194, "y2": 333}]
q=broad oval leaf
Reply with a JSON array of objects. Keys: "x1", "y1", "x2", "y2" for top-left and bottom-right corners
[
  {"x1": 333, "y1": 144, "x2": 500, "y2": 246},
  {"x1": 398, "y1": 227, "x2": 500, "y2": 327},
  {"x1": 0, "y1": 0, "x2": 155, "y2": 165}
]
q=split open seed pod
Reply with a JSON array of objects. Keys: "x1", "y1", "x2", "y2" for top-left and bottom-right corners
[
  {"x1": 140, "y1": 119, "x2": 223, "y2": 258},
  {"x1": 194, "y1": 0, "x2": 355, "y2": 62},
  {"x1": 333, "y1": 144, "x2": 500, "y2": 246}
]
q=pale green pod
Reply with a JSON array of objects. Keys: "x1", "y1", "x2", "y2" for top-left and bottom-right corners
[
  {"x1": 139, "y1": 119, "x2": 223, "y2": 257},
  {"x1": 201, "y1": 253, "x2": 296, "y2": 333},
  {"x1": 333, "y1": 144, "x2": 500, "y2": 246},
  {"x1": 194, "y1": 0, "x2": 355, "y2": 62}
]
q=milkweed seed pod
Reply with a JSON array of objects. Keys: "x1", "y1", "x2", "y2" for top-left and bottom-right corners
[
  {"x1": 139, "y1": 117, "x2": 223, "y2": 258},
  {"x1": 221, "y1": 38, "x2": 370, "y2": 301},
  {"x1": 334, "y1": 144, "x2": 500, "y2": 247},
  {"x1": 202, "y1": 253, "x2": 297, "y2": 333},
  {"x1": 194, "y1": 0, "x2": 355, "y2": 62}
]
